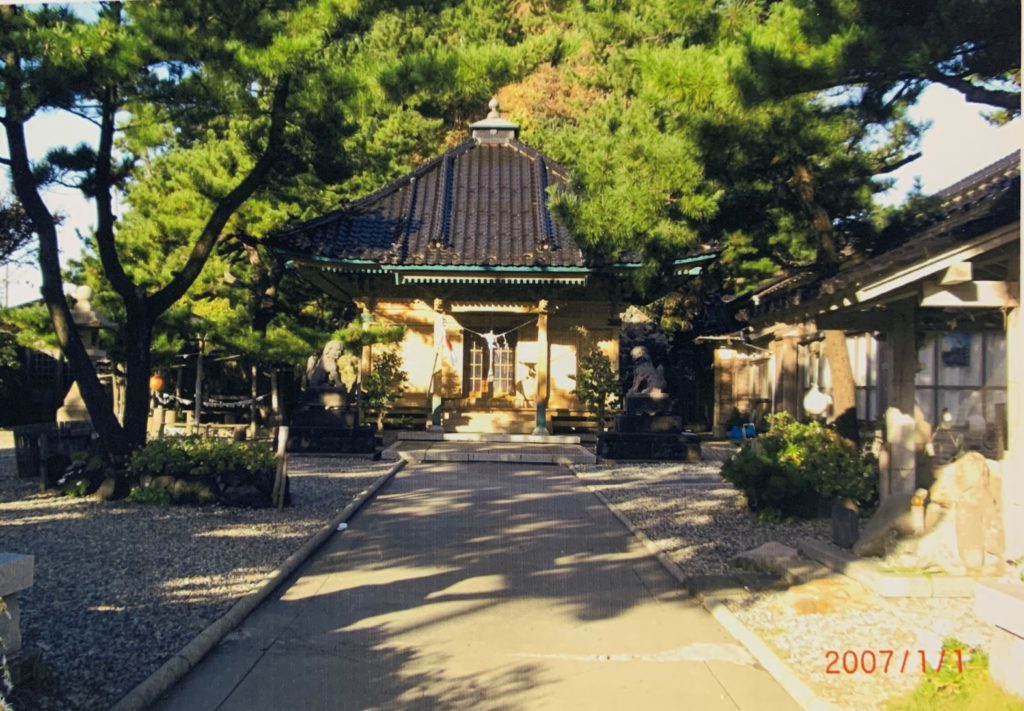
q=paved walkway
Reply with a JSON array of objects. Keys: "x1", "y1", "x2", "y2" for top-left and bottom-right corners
[{"x1": 156, "y1": 462, "x2": 798, "y2": 710}]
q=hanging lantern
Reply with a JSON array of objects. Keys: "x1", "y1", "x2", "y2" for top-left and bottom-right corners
[
  {"x1": 149, "y1": 373, "x2": 165, "y2": 392},
  {"x1": 803, "y1": 384, "x2": 832, "y2": 417}
]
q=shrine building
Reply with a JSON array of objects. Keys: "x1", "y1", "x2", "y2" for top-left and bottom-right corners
[{"x1": 269, "y1": 100, "x2": 711, "y2": 434}]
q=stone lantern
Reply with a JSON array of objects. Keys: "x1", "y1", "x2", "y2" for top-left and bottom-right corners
[{"x1": 57, "y1": 285, "x2": 114, "y2": 424}]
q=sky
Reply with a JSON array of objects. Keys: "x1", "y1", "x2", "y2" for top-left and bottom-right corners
[{"x1": 1, "y1": 83, "x2": 1022, "y2": 307}]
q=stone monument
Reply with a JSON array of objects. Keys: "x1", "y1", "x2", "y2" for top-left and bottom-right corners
[
  {"x1": 853, "y1": 452, "x2": 1005, "y2": 575},
  {"x1": 57, "y1": 286, "x2": 113, "y2": 423},
  {"x1": 289, "y1": 340, "x2": 375, "y2": 453},
  {"x1": 597, "y1": 346, "x2": 701, "y2": 460}
]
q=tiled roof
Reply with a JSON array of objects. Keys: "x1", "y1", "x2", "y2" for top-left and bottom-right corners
[{"x1": 270, "y1": 139, "x2": 591, "y2": 269}]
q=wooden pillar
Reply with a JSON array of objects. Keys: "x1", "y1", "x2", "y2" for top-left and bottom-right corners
[
  {"x1": 776, "y1": 333, "x2": 800, "y2": 418},
  {"x1": 270, "y1": 369, "x2": 280, "y2": 426},
  {"x1": 1004, "y1": 253, "x2": 1023, "y2": 557},
  {"x1": 713, "y1": 349, "x2": 734, "y2": 436},
  {"x1": 533, "y1": 300, "x2": 550, "y2": 435},
  {"x1": 192, "y1": 336, "x2": 205, "y2": 434},
  {"x1": 359, "y1": 300, "x2": 375, "y2": 429},
  {"x1": 883, "y1": 299, "x2": 918, "y2": 498},
  {"x1": 248, "y1": 364, "x2": 258, "y2": 440},
  {"x1": 429, "y1": 298, "x2": 444, "y2": 431}
]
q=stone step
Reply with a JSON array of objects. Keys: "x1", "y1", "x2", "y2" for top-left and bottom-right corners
[
  {"x1": 382, "y1": 441, "x2": 596, "y2": 465},
  {"x1": 397, "y1": 432, "x2": 581, "y2": 445}
]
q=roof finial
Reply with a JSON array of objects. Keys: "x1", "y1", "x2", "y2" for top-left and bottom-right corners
[{"x1": 487, "y1": 96, "x2": 500, "y2": 119}]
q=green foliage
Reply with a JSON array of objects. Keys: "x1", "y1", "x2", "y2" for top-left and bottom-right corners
[
  {"x1": 1, "y1": 595, "x2": 11, "y2": 711},
  {"x1": 62, "y1": 477, "x2": 92, "y2": 498},
  {"x1": 570, "y1": 327, "x2": 620, "y2": 431},
  {"x1": 126, "y1": 485, "x2": 172, "y2": 505},
  {"x1": 127, "y1": 436, "x2": 274, "y2": 481},
  {"x1": 363, "y1": 349, "x2": 408, "y2": 428},
  {"x1": 331, "y1": 319, "x2": 406, "y2": 354},
  {"x1": 0, "y1": 303, "x2": 61, "y2": 351},
  {"x1": 722, "y1": 413, "x2": 877, "y2": 519},
  {"x1": 887, "y1": 638, "x2": 1024, "y2": 711},
  {"x1": 0, "y1": 194, "x2": 35, "y2": 266}
]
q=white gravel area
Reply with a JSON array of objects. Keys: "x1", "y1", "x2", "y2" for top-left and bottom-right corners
[
  {"x1": 1, "y1": 452, "x2": 392, "y2": 711},
  {"x1": 573, "y1": 444, "x2": 1000, "y2": 710},
  {"x1": 573, "y1": 448, "x2": 830, "y2": 576}
]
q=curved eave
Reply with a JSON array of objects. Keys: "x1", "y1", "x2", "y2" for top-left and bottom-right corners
[{"x1": 275, "y1": 249, "x2": 716, "y2": 287}]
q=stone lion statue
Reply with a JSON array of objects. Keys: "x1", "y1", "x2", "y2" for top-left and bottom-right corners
[
  {"x1": 306, "y1": 340, "x2": 346, "y2": 389},
  {"x1": 627, "y1": 345, "x2": 667, "y2": 397}
]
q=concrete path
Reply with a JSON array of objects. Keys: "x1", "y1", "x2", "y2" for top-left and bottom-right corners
[{"x1": 156, "y1": 463, "x2": 798, "y2": 711}]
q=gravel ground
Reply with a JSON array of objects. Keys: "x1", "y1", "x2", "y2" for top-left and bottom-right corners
[
  {"x1": 573, "y1": 443, "x2": 999, "y2": 710},
  {"x1": 1, "y1": 450, "x2": 392, "y2": 711},
  {"x1": 573, "y1": 444, "x2": 830, "y2": 576}
]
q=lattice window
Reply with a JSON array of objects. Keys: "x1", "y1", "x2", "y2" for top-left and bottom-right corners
[
  {"x1": 465, "y1": 332, "x2": 516, "y2": 397},
  {"x1": 469, "y1": 341, "x2": 484, "y2": 394},
  {"x1": 492, "y1": 343, "x2": 514, "y2": 396}
]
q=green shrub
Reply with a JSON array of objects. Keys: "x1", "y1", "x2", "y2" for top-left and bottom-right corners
[
  {"x1": 127, "y1": 485, "x2": 172, "y2": 505},
  {"x1": 722, "y1": 413, "x2": 877, "y2": 519},
  {"x1": 127, "y1": 436, "x2": 275, "y2": 483},
  {"x1": 570, "y1": 327, "x2": 620, "y2": 433},
  {"x1": 887, "y1": 638, "x2": 1023, "y2": 710},
  {"x1": 363, "y1": 349, "x2": 408, "y2": 429}
]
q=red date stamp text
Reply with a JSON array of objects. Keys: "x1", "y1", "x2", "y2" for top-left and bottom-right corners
[{"x1": 824, "y1": 649, "x2": 964, "y2": 674}]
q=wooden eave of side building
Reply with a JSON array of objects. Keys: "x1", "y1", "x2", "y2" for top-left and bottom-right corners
[{"x1": 737, "y1": 151, "x2": 1021, "y2": 332}]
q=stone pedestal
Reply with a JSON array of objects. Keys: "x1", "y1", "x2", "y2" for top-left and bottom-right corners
[
  {"x1": 288, "y1": 387, "x2": 374, "y2": 453},
  {"x1": 56, "y1": 381, "x2": 91, "y2": 424},
  {"x1": 598, "y1": 400, "x2": 700, "y2": 461},
  {"x1": 0, "y1": 553, "x2": 35, "y2": 655},
  {"x1": 597, "y1": 431, "x2": 701, "y2": 460},
  {"x1": 975, "y1": 581, "x2": 1024, "y2": 700}
]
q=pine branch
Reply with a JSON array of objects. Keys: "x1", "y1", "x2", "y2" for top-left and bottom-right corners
[
  {"x1": 928, "y1": 69, "x2": 1021, "y2": 111},
  {"x1": 148, "y1": 75, "x2": 292, "y2": 316},
  {"x1": 92, "y1": 85, "x2": 138, "y2": 301}
]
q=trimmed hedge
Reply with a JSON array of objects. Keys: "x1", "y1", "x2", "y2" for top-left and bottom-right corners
[{"x1": 127, "y1": 436, "x2": 281, "y2": 507}]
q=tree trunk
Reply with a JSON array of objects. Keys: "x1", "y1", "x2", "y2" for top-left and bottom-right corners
[
  {"x1": 1, "y1": 76, "x2": 129, "y2": 459},
  {"x1": 122, "y1": 308, "x2": 154, "y2": 450},
  {"x1": 791, "y1": 164, "x2": 840, "y2": 273},
  {"x1": 822, "y1": 330, "x2": 859, "y2": 444}
]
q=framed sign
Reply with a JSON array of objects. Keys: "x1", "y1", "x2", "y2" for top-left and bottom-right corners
[{"x1": 940, "y1": 332, "x2": 971, "y2": 367}]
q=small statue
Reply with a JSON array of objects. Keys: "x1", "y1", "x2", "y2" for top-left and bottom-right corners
[{"x1": 627, "y1": 345, "x2": 667, "y2": 397}]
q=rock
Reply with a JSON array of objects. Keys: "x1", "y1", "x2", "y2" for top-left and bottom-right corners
[
  {"x1": 218, "y1": 468, "x2": 250, "y2": 489},
  {"x1": 164, "y1": 462, "x2": 192, "y2": 478},
  {"x1": 852, "y1": 493, "x2": 916, "y2": 557},
  {"x1": 221, "y1": 484, "x2": 270, "y2": 508},
  {"x1": 733, "y1": 542, "x2": 799, "y2": 574},
  {"x1": 170, "y1": 478, "x2": 218, "y2": 505},
  {"x1": 251, "y1": 467, "x2": 275, "y2": 495},
  {"x1": 95, "y1": 477, "x2": 129, "y2": 501},
  {"x1": 149, "y1": 475, "x2": 178, "y2": 493}
]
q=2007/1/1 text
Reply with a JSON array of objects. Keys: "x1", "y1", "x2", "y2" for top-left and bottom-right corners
[{"x1": 824, "y1": 649, "x2": 964, "y2": 674}]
